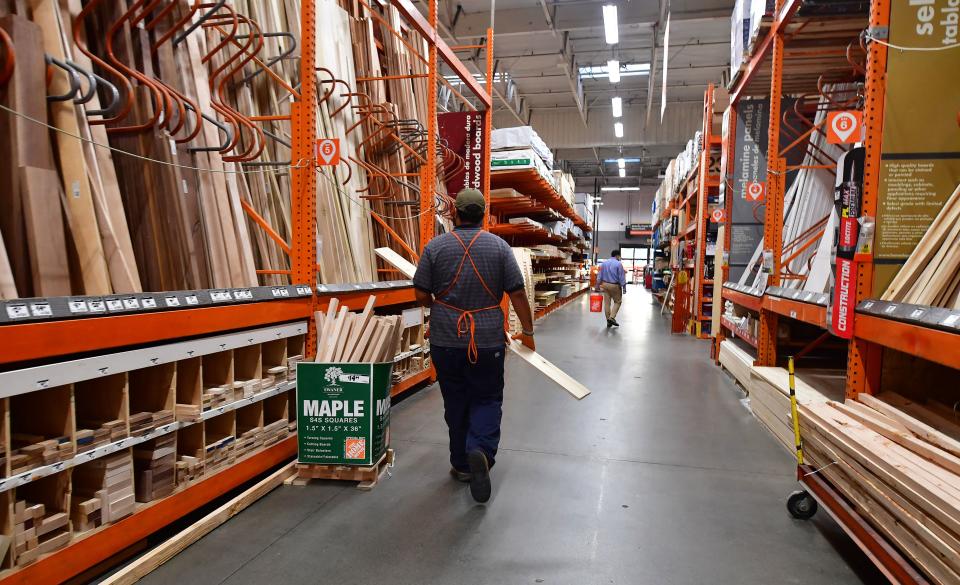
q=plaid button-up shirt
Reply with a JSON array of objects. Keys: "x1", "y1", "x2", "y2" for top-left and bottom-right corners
[{"x1": 413, "y1": 225, "x2": 525, "y2": 349}]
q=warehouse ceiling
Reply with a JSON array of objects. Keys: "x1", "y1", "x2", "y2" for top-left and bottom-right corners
[{"x1": 419, "y1": 0, "x2": 736, "y2": 192}]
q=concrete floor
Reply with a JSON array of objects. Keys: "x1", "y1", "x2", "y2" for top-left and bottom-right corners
[{"x1": 138, "y1": 290, "x2": 883, "y2": 585}]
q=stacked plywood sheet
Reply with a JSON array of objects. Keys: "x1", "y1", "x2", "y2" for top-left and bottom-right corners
[
  {"x1": 133, "y1": 434, "x2": 176, "y2": 503},
  {"x1": 801, "y1": 393, "x2": 960, "y2": 584},
  {"x1": 881, "y1": 183, "x2": 960, "y2": 308},
  {"x1": 748, "y1": 366, "x2": 845, "y2": 451}
]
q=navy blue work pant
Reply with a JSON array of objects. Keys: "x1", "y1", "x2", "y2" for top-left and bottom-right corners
[{"x1": 431, "y1": 345, "x2": 506, "y2": 472}]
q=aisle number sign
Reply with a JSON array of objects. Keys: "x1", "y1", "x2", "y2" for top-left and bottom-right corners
[
  {"x1": 745, "y1": 181, "x2": 765, "y2": 202},
  {"x1": 826, "y1": 111, "x2": 862, "y2": 144},
  {"x1": 315, "y1": 139, "x2": 340, "y2": 166}
]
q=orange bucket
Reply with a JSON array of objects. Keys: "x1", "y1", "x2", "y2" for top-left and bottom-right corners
[{"x1": 589, "y1": 292, "x2": 603, "y2": 312}]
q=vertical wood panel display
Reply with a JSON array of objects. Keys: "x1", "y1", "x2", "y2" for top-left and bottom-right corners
[{"x1": 175, "y1": 358, "x2": 203, "y2": 422}]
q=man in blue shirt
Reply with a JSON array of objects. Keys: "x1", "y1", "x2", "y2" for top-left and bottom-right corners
[
  {"x1": 413, "y1": 188, "x2": 536, "y2": 503},
  {"x1": 597, "y1": 250, "x2": 626, "y2": 327}
]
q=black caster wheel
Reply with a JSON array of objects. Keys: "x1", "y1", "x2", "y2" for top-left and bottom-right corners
[{"x1": 787, "y1": 490, "x2": 818, "y2": 520}]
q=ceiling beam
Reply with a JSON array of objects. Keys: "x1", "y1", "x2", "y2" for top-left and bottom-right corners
[
  {"x1": 559, "y1": 31, "x2": 587, "y2": 126},
  {"x1": 455, "y1": 5, "x2": 730, "y2": 38}
]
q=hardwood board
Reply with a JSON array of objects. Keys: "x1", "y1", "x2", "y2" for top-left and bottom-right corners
[
  {"x1": 507, "y1": 339, "x2": 591, "y2": 400},
  {"x1": 19, "y1": 166, "x2": 70, "y2": 295}
]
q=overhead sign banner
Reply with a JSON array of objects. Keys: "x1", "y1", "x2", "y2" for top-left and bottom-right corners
[{"x1": 437, "y1": 112, "x2": 487, "y2": 197}]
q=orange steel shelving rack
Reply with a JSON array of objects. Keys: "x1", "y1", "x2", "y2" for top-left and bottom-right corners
[
  {"x1": 0, "y1": 0, "x2": 492, "y2": 582},
  {"x1": 714, "y1": 1, "x2": 957, "y2": 582}
]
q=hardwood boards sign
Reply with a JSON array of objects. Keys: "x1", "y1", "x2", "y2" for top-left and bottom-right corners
[{"x1": 438, "y1": 112, "x2": 486, "y2": 197}]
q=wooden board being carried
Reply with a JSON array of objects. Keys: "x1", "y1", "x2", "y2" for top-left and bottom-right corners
[
  {"x1": 507, "y1": 339, "x2": 590, "y2": 400},
  {"x1": 375, "y1": 247, "x2": 416, "y2": 279}
]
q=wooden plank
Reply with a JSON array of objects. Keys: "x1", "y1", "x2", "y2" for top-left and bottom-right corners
[
  {"x1": 32, "y1": 0, "x2": 111, "y2": 295},
  {"x1": 342, "y1": 296, "x2": 377, "y2": 362},
  {"x1": 830, "y1": 401, "x2": 960, "y2": 477},
  {"x1": 20, "y1": 166, "x2": 70, "y2": 296},
  {"x1": 506, "y1": 339, "x2": 591, "y2": 400},
  {"x1": 858, "y1": 394, "x2": 960, "y2": 458},
  {"x1": 99, "y1": 463, "x2": 295, "y2": 585},
  {"x1": 0, "y1": 227, "x2": 18, "y2": 299},
  {"x1": 375, "y1": 247, "x2": 416, "y2": 279}
]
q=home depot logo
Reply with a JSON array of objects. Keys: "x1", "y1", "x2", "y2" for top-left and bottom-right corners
[{"x1": 345, "y1": 437, "x2": 366, "y2": 459}]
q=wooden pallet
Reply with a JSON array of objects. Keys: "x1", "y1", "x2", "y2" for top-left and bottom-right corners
[{"x1": 286, "y1": 449, "x2": 394, "y2": 490}]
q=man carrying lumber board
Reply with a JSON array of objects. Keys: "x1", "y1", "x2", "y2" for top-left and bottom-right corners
[{"x1": 413, "y1": 188, "x2": 536, "y2": 503}]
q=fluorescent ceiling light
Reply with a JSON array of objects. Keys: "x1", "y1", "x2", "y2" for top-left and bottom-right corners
[
  {"x1": 604, "y1": 157, "x2": 640, "y2": 163},
  {"x1": 614, "y1": 122, "x2": 624, "y2": 138},
  {"x1": 618, "y1": 168, "x2": 626, "y2": 178},
  {"x1": 607, "y1": 60, "x2": 620, "y2": 83},
  {"x1": 601, "y1": 186, "x2": 640, "y2": 192},
  {"x1": 611, "y1": 96, "x2": 622, "y2": 118},
  {"x1": 578, "y1": 63, "x2": 649, "y2": 80},
  {"x1": 617, "y1": 158, "x2": 625, "y2": 169},
  {"x1": 603, "y1": 5, "x2": 619, "y2": 45}
]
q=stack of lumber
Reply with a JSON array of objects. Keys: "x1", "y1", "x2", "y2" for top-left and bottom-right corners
[
  {"x1": 232, "y1": 380, "x2": 260, "y2": 401},
  {"x1": 175, "y1": 404, "x2": 202, "y2": 422},
  {"x1": 202, "y1": 386, "x2": 231, "y2": 412},
  {"x1": 204, "y1": 436, "x2": 236, "y2": 474},
  {"x1": 75, "y1": 425, "x2": 112, "y2": 453},
  {"x1": 129, "y1": 410, "x2": 174, "y2": 436},
  {"x1": 313, "y1": 296, "x2": 403, "y2": 363},
  {"x1": 264, "y1": 365, "x2": 290, "y2": 386},
  {"x1": 718, "y1": 338, "x2": 757, "y2": 390},
  {"x1": 133, "y1": 434, "x2": 176, "y2": 503},
  {"x1": 175, "y1": 455, "x2": 203, "y2": 486},
  {"x1": 235, "y1": 426, "x2": 265, "y2": 460},
  {"x1": 287, "y1": 355, "x2": 304, "y2": 382},
  {"x1": 9, "y1": 434, "x2": 72, "y2": 474},
  {"x1": 71, "y1": 452, "x2": 135, "y2": 534},
  {"x1": 881, "y1": 183, "x2": 960, "y2": 308},
  {"x1": 801, "y1": 392, "x2": 960, "y2": 584},
  {"x1": 508, "y1": 248, "x2": 536, "y2": 334},
  {"x1": 263, "y1": 418, "x2": 291, "y2": 448},
  {"x1": 13, "y1": 500, "x2": 70, "y2": 565},
  {"x1": 748, "y1": 366, "x2": 844, "y2": 451}
]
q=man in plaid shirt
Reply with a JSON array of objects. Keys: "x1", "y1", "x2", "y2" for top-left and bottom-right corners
[{"x1": 414, "y1": 188, "x2": 536, "y2": 503}]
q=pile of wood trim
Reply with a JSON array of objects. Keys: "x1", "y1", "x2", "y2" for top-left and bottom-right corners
[
  {"x1": 881, "y1": 183, "x2": 960, "y2": 308},
  {"x1": 802, "y1": 393, "x2": 960, "y2": 584},
  {"x1": 313, "y1": 296, "x2": 403, "y2": 363}
]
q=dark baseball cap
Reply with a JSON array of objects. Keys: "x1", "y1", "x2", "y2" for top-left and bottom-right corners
[{"x1": 455, "y1": 188, "x2": 486, "y2": 213}]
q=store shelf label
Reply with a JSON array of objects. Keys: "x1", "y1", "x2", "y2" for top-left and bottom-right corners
[
  {"x1": 69, "y1": 300, "x2": 89, "y2": 313},
  {"x1": 165, "y1": 296, "x2": 181, "y2": 307},
  {"x1": 185, "y1": 295, "x2": 199, "y2": 305},
  {"x1": 31, "y1": 303, "x2": 53, "y2": 317},
  {"x1": 6, "y1": 304, "x2": 29, "y2": 319},
  {"x1": 909, "y1": 308, "x2": 925, "y2": 319},
  {"x1": 884, "y1": 304, "x2": 897, "y2": 314},
  {"x1": 142, "y1": 298, "x2": 157, "y2": 309},
  {"x1": 942, "y1": 314, "x2": 960, "y2": 328},
  {"x1": 122, "y1": 298, "x2": 141, "y2": 310},
  {"x1": 862, "y1": 301, "x2": 875, "y2": 310},
  {"x1": 88, "y1": 300, "x2": 106, "y2": 313}
]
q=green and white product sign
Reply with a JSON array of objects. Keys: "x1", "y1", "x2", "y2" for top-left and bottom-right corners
[{"x1": 296, "y1": 362, "x2": 392, "y2": 466}]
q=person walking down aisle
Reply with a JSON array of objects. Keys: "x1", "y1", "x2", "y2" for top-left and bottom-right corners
[
  {"x1": 597, "y1": 250, "x2": 627, "y2": 328},
  {"x1": 413, "y1": 188, "x2": 537, "y2": 504}
]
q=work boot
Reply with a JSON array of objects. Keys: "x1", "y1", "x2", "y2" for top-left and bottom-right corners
[
  {"x1": 611, "y1": 319, "x2": 620, "y2": 327},
  {"x1": 449, "y1": 468, "x2": 471, "y2": 483},
  {"x1": 606, "y1": 319, "x2": 614, "y2": 328},
  {"x1": 467, "y1": 450, "x2": 491, "y2": 503}
]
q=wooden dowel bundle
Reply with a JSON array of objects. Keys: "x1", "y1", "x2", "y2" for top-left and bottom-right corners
[{"x1": 314, "y1": 296, "x2": 402, "y2": 364}]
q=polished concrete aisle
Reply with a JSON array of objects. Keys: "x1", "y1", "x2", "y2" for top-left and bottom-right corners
[{"x1": 139, "y1": 290, "x2": 882, "y2": 585}]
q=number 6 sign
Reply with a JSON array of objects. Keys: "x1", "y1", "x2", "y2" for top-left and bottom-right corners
[
  {"x1": 826, "y1": 111, "x2": 862, "y2": 144},
  {"x1": 315, "y1": 138, "x2": 340, "y2": 166}
]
